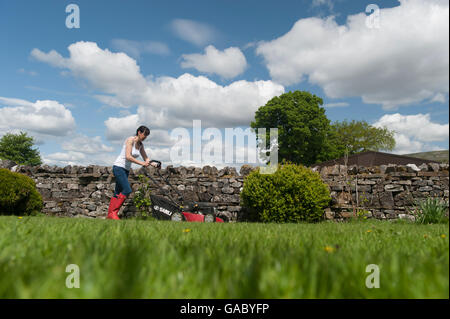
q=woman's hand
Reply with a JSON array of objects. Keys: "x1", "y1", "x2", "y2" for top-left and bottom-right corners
[
  {"x1": 140, "y1": 158, "x2": 150, "y2": 167},
  {"x1": 150, "y1": 161, "x2": 159, "y2": 168}
]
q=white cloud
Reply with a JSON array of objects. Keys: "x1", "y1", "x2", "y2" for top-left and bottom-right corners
[
  {"x1": 389, "y1": 133, "x2": 435, "y2": 154},
  {"x1": 42, "y1": 134, "x2": 116, "y2": 167},
  {"x1": 104, "y1": 114, "x2": 141, "y2": 143},
  {"x1": 0, "y1": 97, "x2": 33, "y2": 107},
  {"x1": 43, "y1": 151, "x2": 118, "y2": 167},
  {"x1": 311, "y1": 0, "x2": 334, "y2": 11},
  {"x1": 32, "y1": 41, "x2": 148, "y2": 107},
  {"x1": 104, "y1": 115, "x2": 177, "y2": 148},
  {"x1": 143, "y1": 146, "x2": 171, "y2": 165},
  {"x1": 18, "y1": 68, "x2": 38, "y2": 76},
  {"x1": 243, "y1": 42, "x2": 257, "y2": 50},
  {"x1": 0, "y1": 97, "x2": 76, "y2": 137},
  {"x1": 430, "y1": 93, "x2": 447, "y2": 104},
  {"x1": 136, "y1": 74, "x2": 284, "y2": 129},
  {"x1": 95, "y1": 95, "x2": 129, "y2": 108},
  {"x1": 30, "y1": 48, "x2": 66, "y2": 68},
  {"x1": 181, "y1": 45, "x2": 247, "y2": 79},
  {"x1": 61, "y1": 134, "x2": 114, "y2": 154},
  {"x1": 323, "y1": 102, "x2": 349, "y2": 108},
  {"x1": 373, "y1": 113, "x2": 449, "y2": 142},
  {"x1": 170, "y1": 19, "x2": 217, "y2": 46},
  {"x1": 373, "y1": 113, "x2": 449, "y2": 154},
  {"x1": 43, "y1": 151, "x2": 86, "y2": 165},
  {"x1": 147, "y1": 130, "x2": 178, "y2": 147},
  {"x1": 111, "y1": 39, "x2": 170, "y2": 59},
  {"x1": 256, "y1": 0, "x2": 449, "y2": 109},
  {"x1": 32, "y1": 41, "x2": 285, "y2": 131}
]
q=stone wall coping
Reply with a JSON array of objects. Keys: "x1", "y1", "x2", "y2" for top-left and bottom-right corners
[{"x1": 3, "y1": 161, "x2": 448, "y2": 176}]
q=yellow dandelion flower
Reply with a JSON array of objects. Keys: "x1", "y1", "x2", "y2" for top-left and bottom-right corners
[
  {"x1": 18, "y1": 217, "x2": 23, "y2": 219},
  {"x1": 183, "y1": 229, "x2": 191, "y2": 233},
  {"x1": 324, "y1": 246, "x2": 335, "y2": 253},
  {"x1": 441, "y1": 234, "x2": 446, "y2": 239},
  {"x1": 366, "y1": 230, "x2": 372, "y2": 233}
]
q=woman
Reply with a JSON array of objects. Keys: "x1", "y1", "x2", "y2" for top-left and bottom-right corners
[{"x1": 107, "y1": 125, "x2": 158, "y2": 220}]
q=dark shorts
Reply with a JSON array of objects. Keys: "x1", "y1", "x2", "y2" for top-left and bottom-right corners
[{"x1": 113, "y1": 165, "x2": 132, "y2": 197}]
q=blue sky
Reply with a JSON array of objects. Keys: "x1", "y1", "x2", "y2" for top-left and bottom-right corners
[{"x1": 0, "y1": 0, "x2": 448, "y2": 168}]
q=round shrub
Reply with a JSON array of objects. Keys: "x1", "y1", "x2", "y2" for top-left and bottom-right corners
[
  {"x1": 240, "y1": 163, "x2": 331, "y2": 223},
  {"x1": 0, "y1": 168, "x2": 43, "y2": 216}
]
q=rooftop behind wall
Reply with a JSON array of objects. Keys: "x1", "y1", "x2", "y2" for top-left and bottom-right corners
[{"x1": 314, "y1": 151, "x2": 443, "y2": 168}]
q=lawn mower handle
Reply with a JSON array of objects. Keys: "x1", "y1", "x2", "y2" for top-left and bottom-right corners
[
  {"x1": 147, "y1": 159, "x2": 185, "y2": 204},
  {"x1": 149, "y1": 160, "x2": 161, "y2": 168},
  {"x1": 144, "y1": 159, "x2": 182, "y2": 207}
]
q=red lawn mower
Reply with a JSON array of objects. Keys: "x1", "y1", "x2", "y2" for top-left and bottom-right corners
[{"x1": 146, "y1": 160, "x2": 225, "y2": 223}]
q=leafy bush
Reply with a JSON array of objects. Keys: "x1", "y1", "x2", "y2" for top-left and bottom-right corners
[
  {"x1": 410, "y1": 197, "x2": 449, "y2": 224},
  {"x1": 240, "y1": 163, "x2": 331, "y2": 223},
  {"x1": 0, "y1": 168, "x2": 43, "y2": 216},
  {"x1": 133, "y1": 174, "x2": 154, "y2": 220}
]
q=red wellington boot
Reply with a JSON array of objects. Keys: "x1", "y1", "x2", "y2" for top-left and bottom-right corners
[{"x1": 107, "y1": 193, "x2": 127, "y2": 220}]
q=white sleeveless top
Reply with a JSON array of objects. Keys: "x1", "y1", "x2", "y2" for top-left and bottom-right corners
[{"x1": 113, "y1": 137, "x2": 142, "y2": 171}]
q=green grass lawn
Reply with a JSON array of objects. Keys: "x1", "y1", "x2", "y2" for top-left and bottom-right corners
[{"x1": 0, "y1": 216, "x2": 448, "y2": 298}]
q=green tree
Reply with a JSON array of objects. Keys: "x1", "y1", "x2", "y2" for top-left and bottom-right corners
[
  {"x1": 251, "y1": 91, "x2": 332, "y2": 166},
  {"x1": 0, "y1": 132, "x2": 42, "y2": 166},
  {"x1": 330, "y1": 120, "x2": 396, "y2": 156}
]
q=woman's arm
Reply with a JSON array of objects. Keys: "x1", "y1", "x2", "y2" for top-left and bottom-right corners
[
  {"x1": 140, "y1": 145, "x2": 159, "y2": 167},
  {"x1": 140, "y1": 145, "x2": 151, "y2": 166},
  {"x1": 140, "y1": 145, "x2": 150, "y2": 163},
  {"x1": 125, "y1": 137, "x2": 148, "y2": 166}
]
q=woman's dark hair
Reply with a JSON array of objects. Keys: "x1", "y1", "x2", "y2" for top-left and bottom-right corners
[{"x1": 136, "y1": 126, "x2": 150, "y2": 136}]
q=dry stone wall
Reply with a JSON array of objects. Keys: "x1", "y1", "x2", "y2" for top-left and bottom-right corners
[
  {"x1": 1, "y1": 159, "x2": 448, "y2": 221},
  {"x1": 2, "y1": 161, "x2": 245, "y2": 221},
  {"x1": 314, "y1": 162, "x2": 449, "y2": 221}
]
